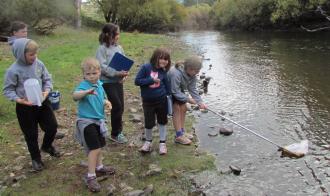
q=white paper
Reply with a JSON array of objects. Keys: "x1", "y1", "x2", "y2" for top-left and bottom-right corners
[{"x1": 24, "y1": 78, "x2": 43, "y2": 106}]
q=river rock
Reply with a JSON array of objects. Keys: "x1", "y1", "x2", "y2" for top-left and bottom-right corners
[
  {"x1": 229, "y1": 165, "x2": 241, "y2": 175},
  {"x1": 107, "y1": 184, "x2": 116, "y2": 196},
  {"x1": 208, "y1": 131, "x2": 218, "y2": 137},
  {"x1": 143, "y1": 184, "x2": 154, "y2": 195},
  {"x1": 124, "y1": 190, "x2": 144, "y2": 196},
  {"x1": 128, "y1": 108, "x2": 138, "y2": 113},
  {"x1": 219, "y1": 127, "x2": 233, "y2": 136},
  {"x1": 129, "y1": 114, "x2": 143, "y2": 123},
  {"x1": 144, "y1": 164, "x2": 162, "y2": 176}
]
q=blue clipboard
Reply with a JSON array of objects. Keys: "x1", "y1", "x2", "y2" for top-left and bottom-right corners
[{"x1": 108, "y1": 52, "x2": 134, "y2": 71}]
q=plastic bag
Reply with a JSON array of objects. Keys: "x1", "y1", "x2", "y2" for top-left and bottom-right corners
[{"x1": 24, "y1": 78, "x2": 43, "y2": 106}]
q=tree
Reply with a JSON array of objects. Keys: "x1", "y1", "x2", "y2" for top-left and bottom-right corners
[{"x1": 74, "y1": 0, "x2": 82, "y2": 28}]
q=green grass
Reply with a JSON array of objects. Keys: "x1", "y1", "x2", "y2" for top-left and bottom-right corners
[{"x1": 0, "y1": 26, "x2": 214, "y2": 195}]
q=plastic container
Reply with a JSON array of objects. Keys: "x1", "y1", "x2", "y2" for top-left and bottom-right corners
[
  {"x1": 48, "y1": 91, "x2": 60, "y2": 110},
  {"x1": 24, "y1": 78, "x2": 43, "y2": 106}
]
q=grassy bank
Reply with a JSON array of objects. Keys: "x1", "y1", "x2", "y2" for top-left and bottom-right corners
[{"x1": 0, "y1": 27, "x2": 214, "y2": 195}]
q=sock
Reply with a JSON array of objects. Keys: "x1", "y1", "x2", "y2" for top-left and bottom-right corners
[
  {"x1": 96, "y1": 164, "x2": 104, "y2": 171},
  {"x1": 87, "y1": 173, "x2": 96, "y2": 178},
  {"x1": 145, "y1": 128, "x2": 153, "y2": 141},
  {"x1": 176, "y1": 130, "x2": 183, "y2": 137},
  {"x1": 158, "y1": 124, "x2": 167, "y2": 142}
]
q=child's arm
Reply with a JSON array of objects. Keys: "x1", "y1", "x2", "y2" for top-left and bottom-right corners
[
  {"x1": 187, "y1": 78, "x2": 207, "y2": 109},
  {"x1": 3, "y1": 69, "x2": 33, "y2": 106},
  {"x1": 134, "y1": 65, "x2": 155, "y2": 86},
  {"x1": 72, "y1": 89, "x2": 95, "y2": 101}
]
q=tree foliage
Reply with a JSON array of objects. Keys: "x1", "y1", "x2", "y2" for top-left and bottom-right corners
[
  {"x1": 211, "y1": 0, "x2": 330, "y2": 30},
  {"x1": 0, "y1": 0, "x2": 75, "y2": 34},
  {"x1": 91, "y1": 0, "x2": 186, "y2": 32},
  {"x1": 183, "y1": 3, "x2": 213, "y2": 29}
]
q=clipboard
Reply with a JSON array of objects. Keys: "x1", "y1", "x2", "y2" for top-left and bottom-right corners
[{"x1": 108, "y1": 52, "x2": 134, "y2": 71}]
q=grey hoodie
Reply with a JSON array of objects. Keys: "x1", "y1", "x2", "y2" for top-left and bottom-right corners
[
  {"x1": 3, "y1": 38, "x2": 52, "y2": 101},
  {"x1": 8, "y1": 36, "x2": 18, "y2": 46},
  {"x1": 167, "y1": 66, "x2": 202, "y2": 104},
  {"x1": 96, "y1": 43, "x2": 125, "y2": 83}
]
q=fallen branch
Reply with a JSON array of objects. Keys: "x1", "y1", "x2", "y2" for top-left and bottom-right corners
[
  {"x1": 300, "y1": 25, "x2": 330, "y2": 32},
  {"x1": 301, "y1": 6, "x2": 330, "y2": 32}
]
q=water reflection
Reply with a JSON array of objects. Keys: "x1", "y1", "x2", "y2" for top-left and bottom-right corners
[{"x1": 178, "y1": 31, "x2": 330, "y2": 195}]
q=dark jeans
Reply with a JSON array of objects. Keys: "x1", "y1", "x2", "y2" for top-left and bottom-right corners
[
  {"x1": 16, "y1": 100, "x2": 58, "y2": 161},
  {"x1": 103, "y1": 83, "x2": 124, "y2": 137}
]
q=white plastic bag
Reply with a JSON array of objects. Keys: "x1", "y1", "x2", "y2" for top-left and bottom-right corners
[
  {"x1": 284, "y1": 140, "x2": 309, "y2": 155},
  {"x1": 24, "y1": 78, "x2": 43, "y2": 106}
]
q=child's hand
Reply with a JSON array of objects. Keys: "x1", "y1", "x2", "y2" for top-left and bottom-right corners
[
  {"x1": 117, "y1": 70, "x2": 129, "y2": 77},
  {"x1": 104, "y1": 100, "x2": 112, "y2": 110},
  {"x1": 153, "y1": 78, "x2": 160, "y2": 84},
  {"x1": 86, "y1": 88, "x2": 96, "y2": 95},
  {"x1": 188, "y1": 98, "x2": 197, "y2": 104},
  {"x1": 42, "y1": 91, "x2": 49, "y2": 102},
  {"x1": 198, "y1": 103, "x2": 207, "y2": 110},
  {"x1": 119, "y1": 76, "x2": 128, "y2": 83},
  {"x1": 16, "y1": 98, "x2": 33, "y2": 106}
]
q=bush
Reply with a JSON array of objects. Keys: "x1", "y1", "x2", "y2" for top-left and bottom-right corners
[{"x1": 0, "y1": 0, "x2": 75, "y2": 34}]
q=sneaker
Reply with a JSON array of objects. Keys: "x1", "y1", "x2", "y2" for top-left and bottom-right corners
[
  {"x1": 31, "y1": 159, "x2": 44, "y2": 171},
  {"x1": 174, "y1": 135, "x2": 192, "y2": 145},
  {"x1": 83, "y1": 175, "x2": 101, "y2": 192},
  {"x1": 96, "y1": 165, "x2": 116, "y2": 177},
  {"x1": 159, "y1": 143, "x2": 167, "y2": 155},
  {"x1": 139, "y1": 141, "x2": 152, "y2": 153},
  {"x1": 41, "y1": 146, "x2": 61, "y2": 157},
  {"x1": 109, "y1": 133, "x2": 128, "y2": 144},
  {"x1": 184, "y1": 132, "x2": 194, "y2": 140}
]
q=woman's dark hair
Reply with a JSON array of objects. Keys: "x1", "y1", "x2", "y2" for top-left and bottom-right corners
[
  {"x1": 150, "y1": 48, "x2": 171, "y2": 71},
  {"x1": 98, "y1": 23, "x2": 119, "y2": 47},
  {"x1": 10, "y1": 21, "x2": 27, "y2": 34}
]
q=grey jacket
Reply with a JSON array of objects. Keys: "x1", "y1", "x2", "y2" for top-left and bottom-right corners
[
  {"x1": 3, "y1": 38, "x2": 52, "y2": 101},
  {"x1": 167, "y1": 66, "x2": 202, "y2": 104},
  {"x1": 96, "y1": 43, "x2": 125, "y2": 83},
  {"x1": 75, "y1": 118, "x2": 108, "y2": 154}
]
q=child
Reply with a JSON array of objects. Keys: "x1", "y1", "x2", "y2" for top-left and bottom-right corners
[
  {"x1": 135, "y1": 48, "x2": 171, "y2": 155},
  {"x1": 8, "y1": 21, "x2": 65, "y2": 140},
  {"x1": 8, "y1": 21, "x2": 28, "y2": 46},
  {"x1": 167, "y1": 56, "x2": 207, "y2": 145},
  {"x1": 96, "y1": 23, "x2": 128, "y2": 144},
  {"x1": 73, "y1": 58, "x2": 115, "y2": 192},
  {"x1": 3, "y1": 38, "x2": 60, "y2": 171}
]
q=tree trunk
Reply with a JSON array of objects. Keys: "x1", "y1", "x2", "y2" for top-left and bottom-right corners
[{"x1": 74, "y1": 0, "x2": 82, "y2": 28}]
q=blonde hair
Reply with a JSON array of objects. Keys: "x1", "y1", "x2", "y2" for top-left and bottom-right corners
[
  {"x1": 183, "y1": 56, "x2": 202, "y2": 71},
  {"x1": 25, "y1": 40, "x2": 39, "y2": 53},
  {"x1": 81, "y1": 57, "x2": 100, "y2": 73}
]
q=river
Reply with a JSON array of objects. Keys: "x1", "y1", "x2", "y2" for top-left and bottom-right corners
[{"x1": 177, "y1": 31, "x2": 330, "y2": 196}]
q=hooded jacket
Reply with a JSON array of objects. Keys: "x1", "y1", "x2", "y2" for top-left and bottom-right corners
[
  {"x1": 3, "y1": 38, "x2": 52, "y2": 101},
  {"x1": 167, "y1": 65, "x2": 202, "y2": 104}
]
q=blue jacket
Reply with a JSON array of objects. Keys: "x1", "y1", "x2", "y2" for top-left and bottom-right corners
[{"x1": 135, "y1": 63, "x2": 169, "y2": 102}]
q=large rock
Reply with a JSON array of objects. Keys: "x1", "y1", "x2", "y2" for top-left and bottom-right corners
[{"x1": 219, "y1": 127, "x2": 233, "y2": 136}]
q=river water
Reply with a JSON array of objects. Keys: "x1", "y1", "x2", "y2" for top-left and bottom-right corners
[{"x1": 177, "y1": 31, "x2": 330, "y2": 196}]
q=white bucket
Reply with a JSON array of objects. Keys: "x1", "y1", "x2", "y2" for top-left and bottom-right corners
[{"x1": 24, "y1": 78, "x2": 43, "y2": 106}]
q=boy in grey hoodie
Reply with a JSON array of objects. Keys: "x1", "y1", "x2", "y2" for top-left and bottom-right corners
[
  {"x1": 167, "y1": 56, "x2": 207, "y2": 145},
  {"x1": 3, "y1": 38, "x2": 60, "y2": 171},
  {"x1": 8, "y1": 21, "x2": 28, "y2": 46}
]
